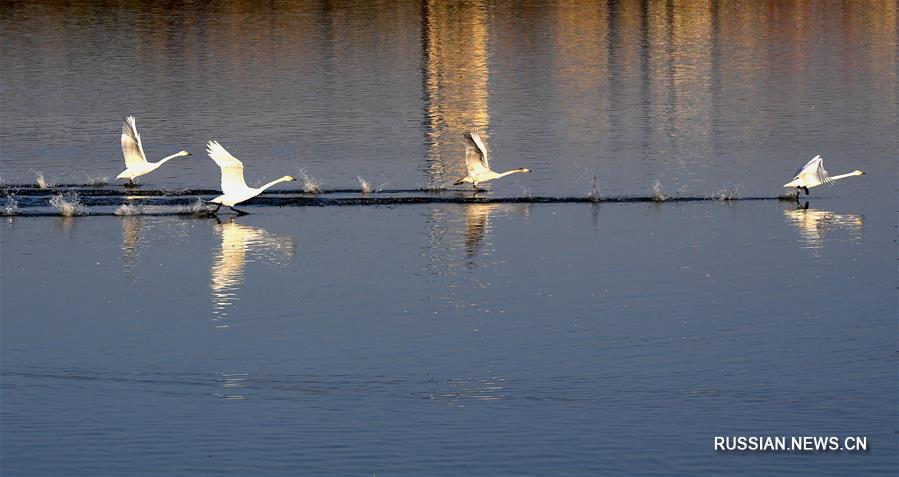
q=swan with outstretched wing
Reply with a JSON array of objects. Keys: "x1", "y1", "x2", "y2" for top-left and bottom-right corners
[
  {"x1": 206, "y1": 140, "x2": 295, "y2": 215},
  {"x1": 116, "y1": 116, "x2": 190, "y2": 185},
  {"x1": 454, "y1": 129, "x2": 530, "y2": 190},
  {"x1": 783, "y1": 155, "x2": 864, "y2": 199}
]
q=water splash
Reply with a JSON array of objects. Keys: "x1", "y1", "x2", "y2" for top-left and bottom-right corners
[
  {"x1": 651, "y1": 180, "x2": 666, "y2": 202},
  {"x1": 574, "y1": 166, "x2": 602, "y2": 201},
  {"x1": 357, "y1": 176, "x2": 385, "y2": 194},
  {"x1": 709, "y1": 184, "x2": 740, "y2": 201},
  {"x1": 2, "y1": 195, "x2": 19, "y2": 216},
  {"x1": 418, "y1": 177, "x2": 447, "y2": 192},
  {"x1": 358, "y1": 176, "x2": 373, "y2": 194},
  {"x1": 35, "y1": 172, "x2": 55, "y2": 189},
  {"x1": 49, "y1": 193, "x2": 86, "y2": 216},
  {"x1": 299, "y1": 170, "x2": 321, "y2": 194},
  {"x1": 587, "y1": 174, "x2": 601, "y2": 201},
  {"x1": 115, "y1": 203, "x2": 144, "y2": 215},
  {"x1": 183, "y1": 198, "x2": 211, "y2": 216},
  {"x1": 86, "y1": 176, "x2": 109, "y2": 187}
]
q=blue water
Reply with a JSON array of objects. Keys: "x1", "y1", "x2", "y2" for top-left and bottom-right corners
[{"x1": 1, "y1": 1, "x2": 896, "y2": 475}]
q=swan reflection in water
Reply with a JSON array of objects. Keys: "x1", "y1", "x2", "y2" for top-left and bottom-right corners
[
  {"x1": 463, "y1": 203, "x2": 502, "y2": 260},
  {"x1": 422, "y1": 202, "x2": 531, "y2": 291},
  {"x1": 120, "y1": 216, "x2": 142, "y2": 279},
  {"x1": 211, "y1": 219, "x2": 295, "y2": 325},
  {"x1": 120, "y1": 215, "x2": 192, "y2": 280},
  {"x1": 783, "y1": 205, "x2": 863, "y2": 253}
]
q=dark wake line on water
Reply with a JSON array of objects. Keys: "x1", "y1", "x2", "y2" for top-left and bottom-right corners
[
  {"x1": 195, "y1": 195, "x2": 790, "y2": 206},
  {"x1": 2, "y1": 186, "x2": 442, "y2": 197},
  {"x1": 6, "y1": 211, "x2": 213, "y2": 217},
  {"x1": 3, "y1": 194, "x2": 797, "y2": 217},
  {"x1": 3, "y1": 185, "x2": 795, "y2": 203}
]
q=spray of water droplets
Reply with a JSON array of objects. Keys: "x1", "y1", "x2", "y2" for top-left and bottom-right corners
[
  {"x1": 651, "y1": 180, "x2": 666, "y2": 202},
  {"x1": 299, "y1": 169, "x2": 321, "y2": 194},
  {"x1": 49, "y1": 193, "x2": 86, "y2": 216}
]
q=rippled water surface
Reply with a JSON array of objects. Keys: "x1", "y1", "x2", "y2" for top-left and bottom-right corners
[{"x1": 1, "y1": 1, "x2": 896, "y2": 476}]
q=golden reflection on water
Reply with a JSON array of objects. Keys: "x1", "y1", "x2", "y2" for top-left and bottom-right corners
[
  {"x1": 783, "y1": 206, "x2": 863, "y2": 253},
  {"x1": 422, "y1": 0, "x2": 490, "y2": 184},
  {"x1": 422, "y1": 203, "x2": 530, "y2": 312},
  {"x1": 120, "y1": 216, "x2": 141, "y2": 279},
  {"x1": 425, "y1": 203, "x2": 530, "y2": 272},
  {"x1": 3, "y1": 0, "x2": 894, "y2": 191},
  {"x1": 53, "y1": 216, "x2": 77, "y2": 235},
  {"x1": 550, "y1": 2, "x2": 610, "y2": 145},
  {"x1": 211, "y1": 220, "x2": 296, "y2": 326},
  {"x1": 118, "y1": 216, "x2": 194, "y2": 279},
  {"x1": 464, "y1": 203, "x2": 500, "y2": 260}
]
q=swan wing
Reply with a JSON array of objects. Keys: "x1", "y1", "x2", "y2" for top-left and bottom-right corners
[
  {"x1": 206, "y1": 140, "x2": 249, "y2": 194},
  {"x1": 121, "y1": 116, "x2": 148, "y2": 168},
  {"x1": 813, "y1": 159, "x2": 831, "y2": 184},
  {"x1": 792, "y1": 155, "x2": 822, "y2": 180},
  {"x1": 463, "y1": 129, "x2": 491, "y2": 174},
  {"x1": 794, "y1": 155, "x2": 831, "y2": 186}
]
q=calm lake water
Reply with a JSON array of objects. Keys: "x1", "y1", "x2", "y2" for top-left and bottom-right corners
[{"x1": 1, "y1": 1, "x2": 896, "y2": 476}]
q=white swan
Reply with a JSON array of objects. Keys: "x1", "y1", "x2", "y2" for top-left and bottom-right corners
[
  {"x1": 454, "y1": 129, "x2": 530, "y2": 190},
  {"x1": 783, "y1": 155, "x2": 864, "y2": 198},
  {"x1": 206, "y1": 140, "x2": 296, "y2": 215},
  {"x1": 116, "y1": 116, "x2": 190, "y2": 185}
]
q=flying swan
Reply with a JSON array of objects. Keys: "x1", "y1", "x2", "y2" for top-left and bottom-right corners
[
  {"x1": 454, "y1": 129, "x2": 530, "y2": 190},
  {"x1": 206, "y1": 140, "x2": 296, "y2": 215},
  {"x1": 783, "y1": 155, "x2": 864, "y2": 198},
  {"x1": 116, "y1": 116, "x2": 190, "y2": 185}
]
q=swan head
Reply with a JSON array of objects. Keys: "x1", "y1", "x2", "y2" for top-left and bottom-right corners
[
  {"x1": 853, "y1": 170, "x2": 865, "y2": 176},
  {"x1": 178, "y1": 151, "x2": 191, "y2": 157},
  {"x1": 517, "y1": 168, "x2": 531, "y2": 173},
  {"x1": 282, "y1": 175, "x2": 297, "y2": 182}
]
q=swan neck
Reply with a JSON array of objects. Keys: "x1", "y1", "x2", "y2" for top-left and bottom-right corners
[
  {"x1": 828, "y1": 171, "x2": 860, "y2": 181},
  {"x1": 496, "y1": 169, "x2": 526, "y2": 179},
  {"x1": 156, "y1": 152, "x2": 183, "y2": 166},
  {"x1": 259, "y1": 177, "x2": 290, "y2": 192}
]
